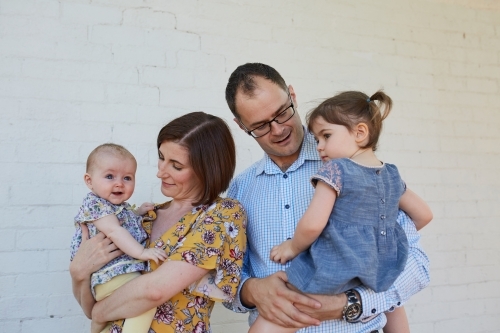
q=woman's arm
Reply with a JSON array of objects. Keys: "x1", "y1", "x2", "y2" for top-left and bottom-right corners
[
  {"x1": 399, "y1": 188, "x2": 433, "y2": 230},
  {"x1": 69, "y1": 225, "x2": 123, "y2": 318},
  {"x1": 270, "y1": 181, "x2": 336, "y2": 263},
  {"x1": 91, "y1": 260, "x2": 209, "y2": 324}
]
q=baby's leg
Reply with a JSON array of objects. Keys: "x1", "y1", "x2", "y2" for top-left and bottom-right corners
[
  {"x1": 383, "y1": 306, "x2": 410, "y2": 333},
  {"x1": 249, "y1": 315, "x2": 297, "y2": 333}
]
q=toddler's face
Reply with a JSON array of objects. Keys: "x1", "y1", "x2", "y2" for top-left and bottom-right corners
[
  {"x1": 85, "y1": 155, "x2": 136, "y2": 205},
  {"x1": 310, "y1": 116, "x2": 359, "y2": 161}
]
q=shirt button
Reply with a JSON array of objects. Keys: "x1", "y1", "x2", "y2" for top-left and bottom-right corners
[
  {"x1": 371, "y1": 308, "x2": 376, "y2": 314},
  {"x1": 390, "y1": 306, "x2": 395, "y2": 311},
  {"x1": 285, "y1": 204, "x2": 290, "y2": 209},
  {"x1": 397, "y1": 302, "x2": 401, "y2": 306},
  {"x1": 283, "y1": 174, "x2": 288, "y2": 179},
  {"x1": 376, "y1": 170, "x2": 381, "y2": 175},
  {"x1": 381, "y1": 231, "x2": 386, "y2": 236}
]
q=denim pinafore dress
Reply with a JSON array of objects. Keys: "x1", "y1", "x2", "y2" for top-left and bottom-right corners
[{"x1": 286, "y1": 158, "x2": 409, "y2": 294}]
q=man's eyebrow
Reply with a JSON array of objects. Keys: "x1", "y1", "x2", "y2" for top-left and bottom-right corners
[{"x1": 249, "y1": 99, "x2": 290, "y2": 128}]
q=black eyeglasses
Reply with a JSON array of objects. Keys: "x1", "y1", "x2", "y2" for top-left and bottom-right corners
[{"x1": 240, "y1": 95, "x2": 296, "y2": 138}]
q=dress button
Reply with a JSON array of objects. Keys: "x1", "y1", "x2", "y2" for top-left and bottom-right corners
[
  {"x1": 380, "y1": 215, "x2": 385, "y2": 219},
  {"x1": 285, "y1": 204, "x2": 290, "y2": 209},
  {"x1": 381, "y1": 199, "x2": 385, "y2": 204},
  {"x1": 381, "y1": 231, "x2": 386, "y2": 236},
  {"x1": 376, "y1": 170, "x2": 381, "y2": 175}
]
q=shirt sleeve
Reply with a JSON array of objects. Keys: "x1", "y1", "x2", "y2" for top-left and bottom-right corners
[
  {"x1": 310, "y1": 159, "x2": 343, "y2": 195},
  {"x1": 168, "y1": 198, "x2": 247, "y2": 303},
  {"x1": 355, "y1": 210, "x2": 430, "y2": 320},
  {"x1": 75, "y1": 194, "x2": 119, "y2": 224}
]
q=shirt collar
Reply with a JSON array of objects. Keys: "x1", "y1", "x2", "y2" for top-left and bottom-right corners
[{"x1": 255, "y1": 128, "x2": 320, "y2": 175}]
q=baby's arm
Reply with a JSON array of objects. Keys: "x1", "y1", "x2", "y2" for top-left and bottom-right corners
[
  {"x1": 383, "y1": 306, "x2": 410, "y2": 333},
  {"x1": 399, "y1": 189, "x2": 433, "y2": 230},
  {"x1": 92, "y1": 215, "x2": 167, "y2": 264},
  {"x1": 270, "y1": 181, "x2": 337, "y2": 264},
  {"x1": 134, "y1": 202, "x2": 155, "y2": 216}
]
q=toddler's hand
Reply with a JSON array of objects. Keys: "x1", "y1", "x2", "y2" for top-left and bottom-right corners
[
  {"x1": 136, "y1": 202, "x2": 155, "y2": 216},
  {"x1": 139, "y1": 247, "x2": 168, "y2": 265},
  {"x1": 270, "y1": 239, "x2": 298, "y2": 264}
]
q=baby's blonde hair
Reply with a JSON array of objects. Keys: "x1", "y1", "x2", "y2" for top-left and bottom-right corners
[{"x1": 86, "y1": 143, "x2": 136, "y2": 173}]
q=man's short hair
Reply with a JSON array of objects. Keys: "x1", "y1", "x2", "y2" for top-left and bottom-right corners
[{"x1": 225, "y1": 63, "x2": 288, "y2": 118}]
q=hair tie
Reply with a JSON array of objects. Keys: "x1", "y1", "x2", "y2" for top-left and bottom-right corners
[{"x1": 366, "y1": 98, "x2": 371, "y2": 103}]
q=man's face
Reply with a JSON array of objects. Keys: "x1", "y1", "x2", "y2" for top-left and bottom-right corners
[{"x1": 234, "y1": 76, "x2": 304, "y2": 165}]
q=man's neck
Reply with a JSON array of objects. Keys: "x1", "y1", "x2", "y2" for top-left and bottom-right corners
[{"x1": 269, "y1": 142, "x2": 304, "y2": 172}]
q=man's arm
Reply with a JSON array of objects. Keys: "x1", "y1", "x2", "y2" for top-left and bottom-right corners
[{"x1": 69, "y1": 225, "x2": 123, "y2": 318}]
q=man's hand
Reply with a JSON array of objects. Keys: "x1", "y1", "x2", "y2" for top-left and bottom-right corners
[
  {"x1": 295, "y1": 292, "x2": 347, "y2": 321},
  {"x1": 241, "y1": 271, "x2": 322, "y2": 328}
]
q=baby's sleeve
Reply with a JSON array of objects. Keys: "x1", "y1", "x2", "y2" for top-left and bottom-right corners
[
  {"x1": 168, "y1": 199, "x2": 247, "y2": 302},
  {"x1": 310, "y1": 159, "x2": 344, "y2": 196},
  {"x1": 75, "y1": 195, "x2": 118, "y2": 224}
]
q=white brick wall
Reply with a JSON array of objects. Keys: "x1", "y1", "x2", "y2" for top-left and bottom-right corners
[{"x1": 0, "y1": 0, "x2": 499, "y2": 332}]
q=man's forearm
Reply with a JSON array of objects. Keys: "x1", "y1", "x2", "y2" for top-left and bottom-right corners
[{"x1": 69, "y1": 260, "x2": 95, "y2": 318}]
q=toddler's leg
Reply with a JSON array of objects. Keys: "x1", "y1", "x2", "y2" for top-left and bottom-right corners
[
  {"x1": 249, "y1": 315, "x2": 297, "y2": 333},
  {"x1": 121, "y1": 307, "x2": 157, "y2": 333},
  {"x1": 383, "y1": 306, "x2": 410, "y2": 333}
]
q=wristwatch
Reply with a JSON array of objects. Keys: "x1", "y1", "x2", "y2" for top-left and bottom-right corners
[{"x1": 343, "y1": 289, "x2": 362, "y2": 323}]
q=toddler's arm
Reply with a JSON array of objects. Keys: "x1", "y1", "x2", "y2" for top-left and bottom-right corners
[
  {"x1": 134, "y1": 202, "x2": 155, "y2": 216},
  {"x1": 399, "y1": 189, "x2": 433, "y2": 230},
  {"x1": 383, "y1": 306, "x2": 410, "y2": 333},
  {"x1": 270, "y1": 181, "x2": 337, "y2": 264},
  {"x1": 92, "y1": 215, "x2": 167, "y2": 264}
]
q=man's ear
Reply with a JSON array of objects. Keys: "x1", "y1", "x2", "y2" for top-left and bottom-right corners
[
  {"x1": 233, "y1": 118, "x2": 246, "y2": 131},
  {"x1": 354, "y1": 123, "x2": 369, "y2": 144},
  {"x1": 288, "y1": 84, "x2": 297, "y2": 105},
  {"x1": 84, "y1": 173, "x2": 93, "y2": 190}
]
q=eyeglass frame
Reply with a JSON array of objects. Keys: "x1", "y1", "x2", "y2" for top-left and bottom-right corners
[{"x1": 238, "y1": 93, "x2": 296, "y2": 138}]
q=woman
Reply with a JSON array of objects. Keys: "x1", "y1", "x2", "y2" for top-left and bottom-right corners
[{"x1": 70, "y1": 112, "x2": 247, "y2": 333}]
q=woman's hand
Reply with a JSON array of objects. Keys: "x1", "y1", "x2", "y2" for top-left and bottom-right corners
[{"x1": 69, "y1": 224, "x2": 123, "y2": 318}]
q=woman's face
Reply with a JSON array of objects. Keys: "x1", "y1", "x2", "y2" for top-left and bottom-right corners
[{"x1": 157, "y1": 141, "x2": 202, "y2": 203}]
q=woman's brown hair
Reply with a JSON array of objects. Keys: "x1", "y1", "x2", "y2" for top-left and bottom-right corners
[
  {"x1": 307, "y1": 90, "x2": 392, "y2": 151},
  {"x1": 157, "y1": 112, "x2": 236, "y2": 206}
]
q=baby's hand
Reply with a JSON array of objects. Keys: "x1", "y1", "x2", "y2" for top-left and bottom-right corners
[
  {"x1": 139, "y1": 247, "x2": 168, "y2": 265},
  {"x1": 135, "y1": 202, "x2": 155, "y2": 216},
  {"x1": 270, "y1": 239, "x2": 298, "y2": 264}
]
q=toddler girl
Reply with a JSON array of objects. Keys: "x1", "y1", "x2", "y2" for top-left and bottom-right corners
[
  {"x1": 70, "y1": 143, "x2": 167, "y2": 333},
  {"x1": 251, "y1": 91, "x2": 432, "y2": 333}
]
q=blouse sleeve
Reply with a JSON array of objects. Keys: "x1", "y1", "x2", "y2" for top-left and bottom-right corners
[
  {"x1": 167, "y1": 198, "x2": 247, "y2": 302},
  {"x1": 310, "y1": 159, "x2": 344, "y2": 196},
  {"x1": 75, "y1": 193, "x2": 121, "y2": 224}
]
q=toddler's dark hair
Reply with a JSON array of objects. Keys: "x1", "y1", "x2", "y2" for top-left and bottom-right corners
[{"x1": 306, "y1": 90, "x2": 392, "y2": 151}]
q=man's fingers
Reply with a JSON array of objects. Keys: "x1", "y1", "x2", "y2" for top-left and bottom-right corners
[{"x1": 80, "y1": 223, "x2": 90, "y2": 241}]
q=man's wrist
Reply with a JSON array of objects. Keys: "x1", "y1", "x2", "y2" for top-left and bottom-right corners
[
  {"x1": 342, "y1": 289, "x2": 363, "y2": 323},
  {"x1": 240, "y1": 277, "x2": 257, "y2": 309}
]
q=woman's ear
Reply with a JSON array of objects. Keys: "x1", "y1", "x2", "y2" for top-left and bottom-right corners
[
  {"x1": 83, "y1": 173, "x2": 93, "y2": 190},
  {"x1": 354, "y1": 123, "x2": 369, "y2": 144}
]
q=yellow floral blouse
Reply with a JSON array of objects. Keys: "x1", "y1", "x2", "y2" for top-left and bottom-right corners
[{"x1": 107, "y1": 197, "x2": 247, "y2": 333}]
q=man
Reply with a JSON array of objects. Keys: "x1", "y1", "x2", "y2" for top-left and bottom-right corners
[{"x1": 224, "y1": 63, "x2": 430, "y2": 332}]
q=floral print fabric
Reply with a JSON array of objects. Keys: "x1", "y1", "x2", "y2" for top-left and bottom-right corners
[
  {"x1": 70, "y1": 192, "x2": 147, "y2": 298},
  {"x1": 108, "y1": 197, "x2": 247, "y2": 333}
]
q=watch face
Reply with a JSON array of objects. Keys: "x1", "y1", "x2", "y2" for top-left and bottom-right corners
[{"x1": 346, "y1": 303, "x2": 362, "y2": 320}]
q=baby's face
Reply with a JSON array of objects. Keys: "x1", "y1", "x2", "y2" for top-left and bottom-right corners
[{"x1": 86, "y1": 155, "x2": 136, "y2": 205}]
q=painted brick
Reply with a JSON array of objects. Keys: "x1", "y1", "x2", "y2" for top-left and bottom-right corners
[
  {"x1": 123, "y1": 8, "x2": 176, "y2": 29},
  {"x1": 144, "y1": 29, "x2": 200, "y2": 51},
  {"x1": 61, "y1": 2, "x2": 123, "y2": 25},
  {"x1": 112, "y1": 44, "x2": 166, "y2": 67},
  {"x1": 90, "y1": 25, "x2": 145, "y2": 46},
  {"x1": 106, "y1": 83, "x2": 159, "y2": 105},
  {"x1": 0, "y1": 0, "x2": 59, "y2": 17}
]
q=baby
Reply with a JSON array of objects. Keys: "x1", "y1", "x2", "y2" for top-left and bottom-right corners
[{"x1": 70, "y1": 143, "x2": 166, "y2": 333}]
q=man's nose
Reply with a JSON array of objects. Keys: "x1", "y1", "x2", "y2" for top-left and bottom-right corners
[{"x1": 269, "y1": 120, "x2": 284, "y2": 135}]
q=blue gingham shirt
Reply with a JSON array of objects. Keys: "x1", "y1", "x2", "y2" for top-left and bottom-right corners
[{"x1": 225, "y1": 131, "x2": 430, "y2": 332}]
